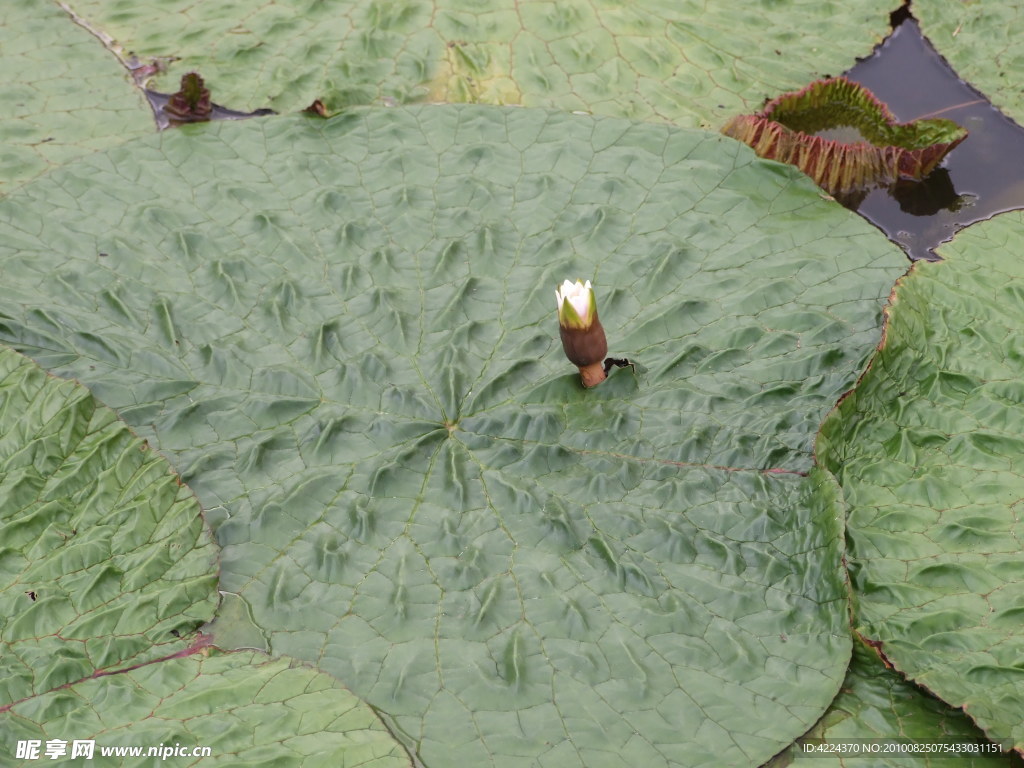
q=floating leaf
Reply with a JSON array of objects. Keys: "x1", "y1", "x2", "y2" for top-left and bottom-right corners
[
  {"x1": 917, "y1": 2, "x2": 1024, "y2": 126},
  {"x1": 0, "y1": 105, "x2": 911, "y2": 767},
  {"x1": 0, "y1": 345, "x2": 218, "y2": 702},
  {"x1": 4, "y1": 649, "x2": 413, "y2": 767},
  {"x1": 0, "y1": 3, "x2": 150, "y2": 193},
  {"x1": 0, "y1": 345, "x2": 408, "y2": 767},
  {"x1": 722, "y1": 77, "x2": 967, "y2": 194},
  {"x1": 818, "y1": 210, "x2": 1024, "y2": 750},
  {"x1": 769, "y1": 641, "x2": 1021, "y2": 767},
  {"x1": 56, "y1": 0, "x2": 893, "y2": 124}
]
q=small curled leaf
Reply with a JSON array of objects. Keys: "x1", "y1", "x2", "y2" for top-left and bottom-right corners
[{"x1": 722, "y1": 77, "x2": 967, "y2": 194}]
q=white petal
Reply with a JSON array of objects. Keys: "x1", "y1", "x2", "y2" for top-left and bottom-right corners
[
  {"x1": 569, "y1": 293, "x2": 589, "y2": 317},
  {"x1": 556, "y1": 278, "x2": 595, "y2": 318}
]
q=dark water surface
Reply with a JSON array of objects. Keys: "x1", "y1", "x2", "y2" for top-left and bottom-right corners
[{"x1": 842, "y1": 14, "x2": 1024, "y2": 260}]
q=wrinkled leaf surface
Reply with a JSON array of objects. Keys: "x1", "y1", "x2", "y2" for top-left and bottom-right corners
[
  {"x1": 0, "y1": 3, "x2": 150, "y2": 194},
  {"x1": 0, "y1": 346, "x2": 217, "y2": 702},
  {"x1": 819, "y1": 211, "x2": 1024, "y2": 750},
  {"x1": 5, "y1": 650, "x2": 411, "y2": 768},
  {"x1": 61, "y1": 0, "x2": 892, "y2": 125},
  {"x1": 722, "y1": 77, "x2": 967, "y2": 194},
  {"x1": 916, "y1": 1, "x2": 1024, "y2": 125},
  {"x1": 0, "y1": 346, "x2": 407, "y2": 767},
  {"x1": 0, "y1": 105, "x2": 910, "y2": 766},
  {"x1": 771, "y1": 641, "x2": 1022, "y2": 767}
]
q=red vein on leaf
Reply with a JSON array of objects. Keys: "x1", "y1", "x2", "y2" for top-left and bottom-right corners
[
  {"x1": 0, "y1": 633, "x2": 214, "y2": 714},
  {"x1": 580, "y1": 449, "x2": 808, "y2": 477},
  {"x1": 909, "y1": 99, "x2": 987, "y2": 121}
]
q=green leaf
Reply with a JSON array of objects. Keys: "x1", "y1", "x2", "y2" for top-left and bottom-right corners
[
  {"x1": 0, "y1": 345, "x2": 407, "y2": 766},
  {"x1": 819, "y1": 210, "x2": 1024, "y2": 750},
  {"x1": 0, "y1": 345, "x2": 218, "y2": 702},
  {"x1": 722, "y1": 77, "x2": 967, "y2": 194},
  {"x1": 4, "y1": 650, "x2": 413, "y2": 768},
  {"x1": 917, "y1": 2, "x2": 1024, "y2": 126},
  {"x1": 60, "y1": 0, "x2": 893, "y2": 125},
  {"x1": 0, "y1": 3, "x2": 151, "y2": 194},
  {"x1": 769, "y1": 641, "x2": 1022, "y2": 768},
  {"x1": 203, "y1": 592, "x2": 270, "y2": 653},
  {"x1": 0, "y1": 105, "x2": 909, "y2": 766}
]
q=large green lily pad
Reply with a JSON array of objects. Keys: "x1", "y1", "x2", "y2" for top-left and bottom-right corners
[
  {"x1": 0, "y1": 345, "x2": 407, "y2": 767},
  {"x1": 0, "y1": 3, "x2": 151, "y2": 194},
  {"x1": 61, "y1": 0, "x2": 892, "y2": 126},
  {"x1": 0, "y1": 345, "x2": 218, "y2": 702},
  {"x1": 0, "y1": 105, "x2": 908, "y2": 766},
  {"x1": 771, "y1": 642, "x2": 1022, "y2": 767},
  {"x1": 818, "y1": 210, "x2": 1024, "y2": 750},
  {"x1": 5, "y1": 650, "x2": 412, "y2": 768}
]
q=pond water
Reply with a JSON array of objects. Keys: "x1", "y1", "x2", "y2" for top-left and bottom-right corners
[{"x1": 841, "y1": 11, "x2": 1024, "y2": 260}]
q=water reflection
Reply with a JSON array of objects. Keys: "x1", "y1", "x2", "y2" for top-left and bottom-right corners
[{"x1": 842, "y1": 15, "x2": 1024, "y2": 260}]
